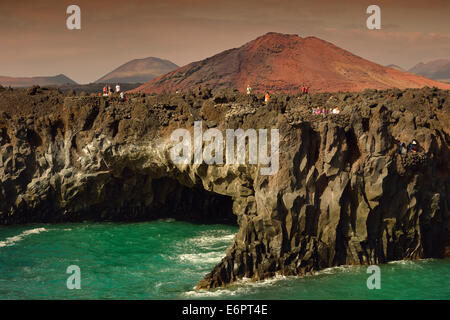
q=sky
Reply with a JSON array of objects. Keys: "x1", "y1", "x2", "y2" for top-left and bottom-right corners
[{"x1": 1, "y1": 0, "x2": 449, "y2": 84}]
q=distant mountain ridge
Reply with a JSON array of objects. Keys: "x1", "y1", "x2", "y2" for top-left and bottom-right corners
[
  {"x1": 0, "y1": 74, "x2": 77, "y2": 88},
  {"x1": 95, "y1": 57, "x2": 179, "y2": 84},
  {"x1": 132, "y1": 32, "x2": 450, "y2": 94},
  {"x1": 408, "y1": 59, "x2": 450, "y2": 81}
]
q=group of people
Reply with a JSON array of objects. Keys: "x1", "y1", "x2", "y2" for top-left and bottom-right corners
[
  {"x1": 311, "y1": 106, "x2": 340, "y2": 115},
  {"x1": 102, "y1": 84, "x2": 118, "y2": 96},
  {"x1": 246, "y1": 85, "x2": 271, "y2": 104},
  {"x1": 245, "y1": 84, "x2": 308, "y2": 105},
  {"x1": 102, "y1": 83, "x2": 127, "y2": 101},
  {"x1": 398, "y1": 140, "x2": 418, "y2": 154}
]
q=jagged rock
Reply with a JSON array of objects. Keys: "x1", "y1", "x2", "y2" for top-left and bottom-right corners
[{"x1": 0, "y1": 86, "x2": 449, "y2": 289}]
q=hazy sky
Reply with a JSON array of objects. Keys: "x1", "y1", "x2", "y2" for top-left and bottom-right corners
[{"x1": 1, "y1": 0, "x2": 449, "y2": 83}]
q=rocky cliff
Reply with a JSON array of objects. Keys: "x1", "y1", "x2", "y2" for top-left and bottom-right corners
[{"x1": 0, "y1": 85, "x2": 449, "y2": 289}]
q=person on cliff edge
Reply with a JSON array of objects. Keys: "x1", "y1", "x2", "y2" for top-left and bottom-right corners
[
  {"x1": 398, "y1": 142, "x2": 407, "y2": 154},
  {"x1": 407, "y1": 140, "x2": 418, "y2": 153},
  {"x1": 265, "y1": 92, "x2": 270, "y2": 104},
  {"x1": 103, "y1": 84, "x2": 109, "y2": 97}
]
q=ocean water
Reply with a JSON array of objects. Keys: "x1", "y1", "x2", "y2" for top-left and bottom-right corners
[{"x1": 0, "y1": 220, "x2": 449, "y2": 300}]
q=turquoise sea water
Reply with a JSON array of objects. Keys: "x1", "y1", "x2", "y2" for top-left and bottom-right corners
[{"x1": 0, "y1": 220, "x2": 449, "y2": 300}]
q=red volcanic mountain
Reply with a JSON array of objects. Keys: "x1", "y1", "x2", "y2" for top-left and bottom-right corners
[{"x1": 132, "y1": 32, "x2": 450, "y2": 94}]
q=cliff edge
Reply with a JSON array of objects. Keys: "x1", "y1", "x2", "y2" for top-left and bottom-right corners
[{"x1": 0, "y1": 85, "x2": 449, "y2": 289}]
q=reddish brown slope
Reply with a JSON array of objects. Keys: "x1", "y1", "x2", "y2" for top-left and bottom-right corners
[{"x1": 132, "y1": 32, "x2": 450, "y2": 94}]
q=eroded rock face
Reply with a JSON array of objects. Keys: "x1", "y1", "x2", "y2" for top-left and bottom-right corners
[{"x1": 0, "y1": 86, "x2": 449, "y2": 289}]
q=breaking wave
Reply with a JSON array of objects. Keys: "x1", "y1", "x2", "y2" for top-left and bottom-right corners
[
  {"x1": 183, "y1": 274, "x2": 289, "y2": 298},
  {"x1": 179, "y1": 251, "x2": 225, "y2": 264},
  {"x1": 0, "y1": 227, "x2": 49, "y2": 248},
  {"x1": 187, "y1": 233, "x2": 235, "y2": 248}
]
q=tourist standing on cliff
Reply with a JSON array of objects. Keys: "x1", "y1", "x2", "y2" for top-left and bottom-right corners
[
  {"x1": 247, "y1": 85, "x2": 252, "y2": 95},
  {"x1": 398, "y1": 142, "x2": 407, "y2": 154},
  {"x1": 103, "y1": 85, "x2": 109, "y2": 97},
  {"x1": 119, "y1": 92, "x2": 128, "y2": 101},
  {"x1": 332, "y1": 107, "x2": 340, "y2": 114},
  {"x1": 265, "y1": 92, "x2": 270, "y2": 104},
  {"x1": 407, "y1": 140, "x2": 418, "y2": 153}
]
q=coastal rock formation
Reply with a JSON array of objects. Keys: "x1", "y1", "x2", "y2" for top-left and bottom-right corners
[{"x1": 0, "y1": 86, "x2": 449, "y2": 289}]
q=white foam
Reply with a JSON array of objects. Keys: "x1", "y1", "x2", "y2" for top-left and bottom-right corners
[
  {"x1": 184, "y1": 287, "x2": 240, "y2": 298},
  {"x1": 179, "y1": 251, "x2": 225, "y2": 264},
  {"x1": 317, "y1": 265, "x2": 359, "y2": 275},
  {"x1": 241, "y1": 274, "x2": 289, "y2": 286},
  {"x1": 0, "y1": 227, "x2": 48, "y2": 248},
  {"x1": 184, "y1": 274, "x2": 290, "y2": 298},
  {"x1": 387, "y1": 259, "x2": 428, "y2": 269},
  {"x1": 188, "y1": 234, "x2": 235, "y2": 247},
  {"x1": 388, "y1": 259, "x2": 425, "y2": 265}
]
